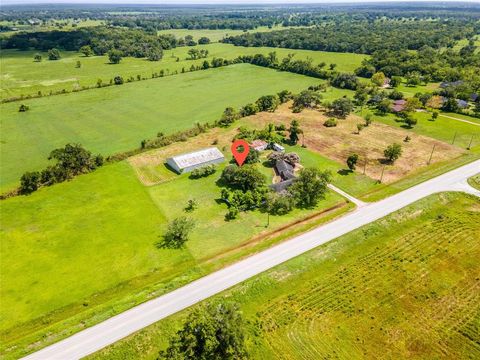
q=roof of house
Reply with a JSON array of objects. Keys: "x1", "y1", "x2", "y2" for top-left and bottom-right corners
[
  {"x1": 456, "y1": 99, "x2": 469, "y2": 108},
  {"x1": 440, "y1": 80, "x2": 464, "y2": 88},
  {"x1": 270, "y1": 178, "x2": 295, "y2": 192},
  {"x1": 393, "y1": 99, "x2": 406, "y2": 105},
  {"x1": 391, "y1": 104, "x2": 406, "y2": 112},
  {"x1": 250, "y1": 139, "x2": 268, "y2": 148},
  {"x1": 167, "y1": 147, "x2": 224, "y2": 170},
  {"x1": 471, "y1": 93, "x2": 479, "y2": 102},
  {"x1": 275, "y1": 159, "x2": 295, "y2": 181},
  {"x1": 273, "y1": 143, "x2": 285, "y2": 150}
]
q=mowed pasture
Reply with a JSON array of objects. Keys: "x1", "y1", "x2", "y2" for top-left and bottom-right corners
[
  {"x1": 0, "y1": 64, "x2": 318, "y2": 191},
  {"x1": 0, "y1": 43, "x2": 367, "y2": 99},
  {"x1": 1, "y1": 143, "x2": 355, "y2": 359},
  {"x1": 89, "y1": 192, "x2": 480, "y2": 360}
]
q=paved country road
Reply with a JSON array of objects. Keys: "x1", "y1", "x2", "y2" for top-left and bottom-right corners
[{"x1": 23, "y1": 160, "x2": 480, "y2": 360}]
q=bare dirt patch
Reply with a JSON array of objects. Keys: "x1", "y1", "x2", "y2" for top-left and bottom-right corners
[{"x1": 246, "y1": 103, "x2": 465, "y2": 183}]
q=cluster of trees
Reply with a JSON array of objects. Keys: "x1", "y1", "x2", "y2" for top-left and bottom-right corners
[
  {"x1": 237, "y1": 52, "x2": 360, "y2": 91},
  {"x1": 187, "y1": 48, "x2": 208, "y2": 60},
  {"x1": 356, "y1": 45, "x2": 480, "y2": 85},
  {"x1": 219, "y1": 162, "x2": 331, "y2": 220},
  {"x1": 222, "y1": 18, "x2": 477, "y2": 54},
  {"x1": 19, "y1": 144, "x2": 103, "y2": 195},
  {"x1": 2, "y1": 27, "x2": 177, "y2": 59},
  {"x1": 159, "y1": 301, "x2": 247, "y2": 359}
]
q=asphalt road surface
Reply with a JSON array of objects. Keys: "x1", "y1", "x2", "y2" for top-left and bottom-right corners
[{"x1": 23, "y1": 160, "x2": 480, "y2": 360}]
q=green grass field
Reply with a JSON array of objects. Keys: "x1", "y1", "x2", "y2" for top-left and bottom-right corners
[
  {"x1": 89, "y1": 192, "x2": 480, "y2": 360},
  {"x1": 366, "y1": 111, "x2": 480, "y2": 152},
  {"x1": 1, "y1": 145, "x2": 359, "y2": 359},
  {"x1": 0, "y1": 64, "x2": 319, "y2": 191},
  {"x1": 157, "y1": 25, "x2": 305, "y2": 42},
  {"x1": 0, "y1": 43, "x2": 366, "y2": 99}
]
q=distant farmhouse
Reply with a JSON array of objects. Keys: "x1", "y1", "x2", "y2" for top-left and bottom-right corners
[
  {"x1": 391, "y1": 99, "x2": 407, "y2": 113},
  {"x1": 167, "y1": 147, "x2": 224, "y2": 174}
]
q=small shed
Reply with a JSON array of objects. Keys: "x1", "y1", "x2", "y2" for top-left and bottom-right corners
[
  {"x1": 250, "y1": 140, "x2": 268, "y2": 152},
  {"x1": 167, "y1": 147, "x2": 225, "y2": 174},
  {"x1": 273, "y1": 143, "x2": 285, "y2": 152}
]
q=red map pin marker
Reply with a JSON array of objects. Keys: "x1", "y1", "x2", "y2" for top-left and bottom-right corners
[{"x1": 231, "y1": 139, "x2": 250, "y2": 166}]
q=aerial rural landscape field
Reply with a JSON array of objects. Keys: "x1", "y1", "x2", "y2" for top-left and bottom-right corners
[{"x1": 0, "y1": 2, "x2": 479, "y2": 360}]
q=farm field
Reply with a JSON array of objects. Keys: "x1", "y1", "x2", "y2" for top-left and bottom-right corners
[
  {"x1": 1, "y1": 144, "x2": 355, "y2": 359},
  {"x1": 0, "y1": 64, "x2": 318, "y2": 191},
  {"x1": 0, "y1": 43, "x2": 366, "y2": 99},
  {"x1": 157, "y1": 25, "x2": 305, "y2": 42},
  {"x1": 89, "y1": 192, "x2": 480, "y2": 360}
]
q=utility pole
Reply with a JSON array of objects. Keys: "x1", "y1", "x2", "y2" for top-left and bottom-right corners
[
  {"x1": 427, "y1": 144, "x2": 436, "y2": 165},
  {"x1": 379, "y1": 164, "x2": 386, "y2": 183},
  {"x1": 363, "y1": 156, "x2": 367, "y2": 175},
  {"x1": 266, "y1": 211, "x2": 270, "y2": 228},
  {"x1": 452, "y1": 132, "x2": 457, "y2": 145}
]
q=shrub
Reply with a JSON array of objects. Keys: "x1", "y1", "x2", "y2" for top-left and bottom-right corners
[
  {"x1": 20, "y1": 171, "x2": 41, "y2": 194},
  {"x1": 185, "y1": 199, "x2": 198, "y2": 212},
  {"x1": 18, "y1": 104, "x2": 29, "y2": 112},
  {"x1": 47, "y1": 48, "x2": 61, "y2": 60},
  {"x1": 114, "y1": 76, "x2": 124, "y2": 85},
  {"x1": 189, "y1": 165, "x2": 217, "y2": 179},
  {"x1": 323, "y1": 118, "x2": 337, "y2": 127},
  {"x1": 347, "y1": 153, "x2": 359, "y2": 170}
]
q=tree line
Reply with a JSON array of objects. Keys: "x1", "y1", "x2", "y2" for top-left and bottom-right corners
[{"x1": 222, "y1": 18, "x2": 478, "y2": 54}]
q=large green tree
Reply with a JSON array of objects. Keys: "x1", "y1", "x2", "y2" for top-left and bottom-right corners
[
  {"x1": 159, "y1": 302, "x2": 247, "y2": 360},
  {"x1": 289, "y1": 168, "x2": 331, "y2": 208}
]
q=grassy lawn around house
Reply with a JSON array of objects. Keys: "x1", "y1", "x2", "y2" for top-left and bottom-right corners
[
  {"x1": 88, "y1": 192, "x2": 480, "y2": 360},
  {"x1": 0, "y1": 64, "x2": 318, "y2": 192},
  {"x1": 0, "y1": 42, "x2": 366, "y2": 99}
]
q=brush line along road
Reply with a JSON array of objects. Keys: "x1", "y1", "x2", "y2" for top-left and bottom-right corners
[{"x1": 23, "y1": 160, "x2": 480, "y2": 360}]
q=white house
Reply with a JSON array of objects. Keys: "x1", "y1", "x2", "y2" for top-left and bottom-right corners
[
  {"x1": 167, "y1": 147, "x2": 225, "y2": 173},
  {"x1": 272, "y1": 143, "x2": 285, "y2": 152}
]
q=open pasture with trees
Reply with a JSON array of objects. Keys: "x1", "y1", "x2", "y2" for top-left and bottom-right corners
[
  {"x1": 0, "y1": 156, "x2": 352, "y2": 359},
  {"x1": 0, "y1": 63, "x2": 317, "y2": 191},
  {"x1": 88, "y1": 192, "x2": 480, "y2": 360},
  {"x1": 369, "y1": 111, "x2": 480, "y2": 152},
  {"x1": 0, "y1": 43, "x2": 366, "y2": 99},
  {"x1": 251, "y1": 103, "x2": 467, "y2": 184}
]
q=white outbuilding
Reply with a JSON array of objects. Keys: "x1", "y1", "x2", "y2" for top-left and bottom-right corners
[
  {"x1": 167, "y1": 147, "x2": 225, "y2": 174},
  {"x1": 272, "y1": 143, "x2": 285, "y2": 152}
]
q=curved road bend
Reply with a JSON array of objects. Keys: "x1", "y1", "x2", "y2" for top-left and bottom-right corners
[{"x1": 23, "y1": 160, "x2": 480, "y2": 360}]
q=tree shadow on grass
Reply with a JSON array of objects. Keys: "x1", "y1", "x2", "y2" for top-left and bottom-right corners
[{"x1": 337, "y1": 169, "x2": 352, "y2": 176}]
